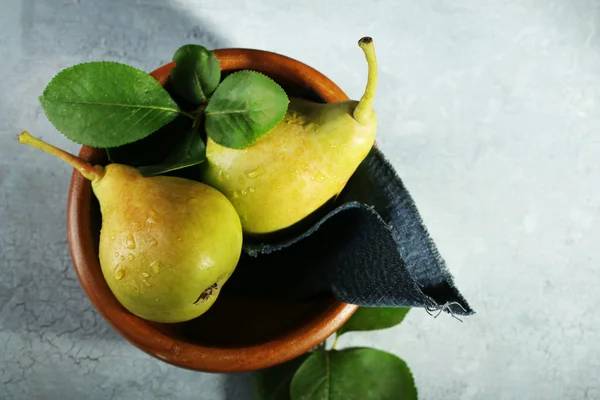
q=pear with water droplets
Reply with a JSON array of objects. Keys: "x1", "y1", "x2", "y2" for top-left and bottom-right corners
[
  {"x1": 18, "y1": 132, "x2": 243, "y2": 323},
  {"x1": 200, "y1": 37, "x2": 379, "y2": 235}
]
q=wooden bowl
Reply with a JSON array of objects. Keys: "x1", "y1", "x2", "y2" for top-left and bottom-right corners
[{"x1": 66, "y1": 47, "x2": 358, "y2": 373}]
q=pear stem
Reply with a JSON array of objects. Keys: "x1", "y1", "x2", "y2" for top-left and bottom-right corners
[
  {"x1": 353, "y1": 37, "x2": 378, "y2": 125},
  {"x1": 18, "y1": 131, "x2": 104, "y2": 182}
]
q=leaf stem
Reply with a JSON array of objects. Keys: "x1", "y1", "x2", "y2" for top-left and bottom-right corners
[
  {"x1": 192, "y1": 104, "x2": 207, "y2": 130},
  {"x1": 179, "y1": 110, "x2": 196, "y2": 120},
  {"x1": 18, "y1": 131, "x2": 104, "y2": 181},
  {"x1": 331, "y1": 332, "x2": 340, "y2": 350},
  {"x1": 353, "y1": 37, "x2": 378, "y2": 125}
]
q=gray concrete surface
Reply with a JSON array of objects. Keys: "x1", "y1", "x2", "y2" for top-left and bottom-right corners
[{"x1": 1, "y1": 0, "x2": 600, "y2": 399}]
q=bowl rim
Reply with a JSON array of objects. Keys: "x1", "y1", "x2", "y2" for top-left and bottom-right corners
[{"x1": 66, "y1": 47, "x2": 359, "y2": 373}]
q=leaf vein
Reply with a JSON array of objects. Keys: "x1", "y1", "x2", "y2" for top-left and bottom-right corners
[
  {"x1": 193, "y1": 70, "x2": 207, "y2": 102},
  {"x1": 205, "y1": 109, "x2": 251, "y2": 115},
  {"x1": 104, "y1": 107, "x2": 144, "y2": 133},
  {"x1": 79, "y1": 105, "x2": 131, "y2": 138},
  {"x1": 138, "y1": 108, "x2": 168, "y2": 131},
  {"x1": 119, "y1": 108, "x2": 156, "y2": 137},
  {"x1": 71, "y1": 75, "x2": 97, "y2": 100},
  {"x1": 44, "y1": 98, "x2": 180, "y2": 114}
]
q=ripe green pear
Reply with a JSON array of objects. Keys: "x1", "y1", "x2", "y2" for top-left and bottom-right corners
[
  {"x1": 200, "y1": 37, "x2": 379, "y2": 235},
  {"x1": 18, "y1": 131, "x2": 243, "y2": 323}
]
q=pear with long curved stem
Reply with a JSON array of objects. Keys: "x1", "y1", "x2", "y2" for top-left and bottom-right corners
[
  {"x1": 18, "y1": 131, "x2": 243, "y2": 323},
  {"x1": 353, "y1": 37, "x2": 378, "y2": 124},
  {"x1": 18, "y1": 131, "x2": 105, "y2": 181},
  {"x1": 201, "y1": 37, "x2": 379, "y2": 235}
]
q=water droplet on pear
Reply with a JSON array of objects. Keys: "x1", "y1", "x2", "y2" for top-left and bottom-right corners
[
  {"x1": 246, "y1": 165, "x2": 265, "y2": 179},
  {"x1": 114, "y1": 265, "x2": 125, "y2": 280},
  {"x1": 150, "y1": 260, "x2": 161, "y2": 275},
  {"x1": 126, "y1": 234, "x2": 136, "y2": 250}
]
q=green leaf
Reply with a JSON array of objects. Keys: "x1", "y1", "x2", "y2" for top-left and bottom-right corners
[
  {"x1": 137, "y1": 127, "x2": 206, "y2": 177},
  {"x1": 290, "y1": 348, "x2": 417, "y2": 400},
  {"x1": 170, "y1": 44, "x2": 221, "y2": 105},
  {"x1": 338, "y1": 307, "x2": 410, "y2": 336},
  {"x1": 204, "y1": 70, "x2": 289, "y2": 149},
  {"x1": 39, "y1": 61, "x2": 182, "y2": 148},
  {"x1": 252, "y1": 354, "x2": 309, "y2": 400}
]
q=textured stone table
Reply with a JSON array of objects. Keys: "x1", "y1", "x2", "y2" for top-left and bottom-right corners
[{"x1": 1, "y1": 0, "x2": 600, "y2": 399}]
